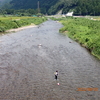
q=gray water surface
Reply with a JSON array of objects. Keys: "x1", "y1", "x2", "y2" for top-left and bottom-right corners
[{"x1": 0, "y1": 20, "x2": 100, "y2": 100}]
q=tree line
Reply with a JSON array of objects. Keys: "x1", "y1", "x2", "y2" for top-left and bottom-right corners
[
  {"x1": 0, "y1": 9, "x2": 42, "y2": 16},
  {"x1": 74, "y1": 0, "x2": 100, "y2": 16},
  {"x1": 48, "y1": 0, "x2": 100, "y2": 16},
  {"x1": 1, "y1": 0, "x2": 100, "y2": 16}
]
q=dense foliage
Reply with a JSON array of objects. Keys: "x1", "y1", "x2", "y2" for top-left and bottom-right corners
[
  {"x1": 48, "y1": 0, "x2": 78, "y2": 14},
  {"x1": 2, "y1": 0, "x2": 99, "y2": 16},
  {"x1": 53, "y1": 17, "x2": 100, "y2": 59},
  {"x1": 0, "y1": 0, "x2": 100, "y2": 15},
  {"x1": 0, "y1": 0, "x2": 11, "y2": 7},
  {"x1": 49, "y1": 0, "x2": 100, "y2": 15},
  {"x1": 10, "y1": 0, "x2": 58, "y2": 14},
  {"x1": 0, "y1": 16, "x2": 47, "y2": 32},
  {"x1": 0, "y1": 9, "x2": 39, "y2": 16},
  {"x1": 74, "y1": 0, "x2": 100, "y2": 16}
]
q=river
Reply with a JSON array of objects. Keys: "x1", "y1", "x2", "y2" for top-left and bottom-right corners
[{"x1": 0, "y1": 19, "x2": 100, "y2": 100}]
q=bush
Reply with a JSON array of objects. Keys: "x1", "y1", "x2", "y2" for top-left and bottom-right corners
[
  {"x1": 0, "y1": 26, "x2": 6, "y2": 32},
  {"x1": 0, "y1": 17, "x2": 47, "y2": 33}
]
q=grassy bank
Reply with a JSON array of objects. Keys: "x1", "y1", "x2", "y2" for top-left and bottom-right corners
[
  {"x1": 52, "y1": 17, "x2": 100, "y2": 59},
  {"x1": 0, "y1": 16, "x2": 47, "y2": 33}
]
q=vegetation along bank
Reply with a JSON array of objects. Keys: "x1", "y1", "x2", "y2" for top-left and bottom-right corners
[
  {"x1": 52, "y1": 17, "x2": 100, "y2": 59},
  {"x1": 0, "y1": 16, "x2": 47, "y2": 33}
]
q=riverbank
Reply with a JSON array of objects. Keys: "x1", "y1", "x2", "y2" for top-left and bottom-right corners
[
  {"x1": 0, "y1": 20, "x2": 100, "y2": 100},
  {"x1": 59, "y1": 17, "x2": 100, "y2": 59},
  {"x1": 51, "y1": 17, "x2": 100, "y2": 59},
  {"x1": 0, "y1": 16, "x2": 47, "y2": 33},
  {"x1": 6, "y1": 24, "x2": 37, "y2": 33}
]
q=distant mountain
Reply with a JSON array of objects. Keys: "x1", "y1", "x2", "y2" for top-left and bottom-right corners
[
  {"x1": 48, "y1": 0, "x2": 78, "y2": 14},
  {"x1": 2, "y1": 0, "x2": 77, "y2": 14},
  {"x1": 47, "y1": 0, "x2": 100, "y2": 15},
  {"x1": 0, "y1": 0, "x2": 11, "y2": 8},
  {"x1": 10, "y1": 0, "x2": 58, "y2": 14},
  {"x1": 1, "y1": 0, "x2": 100, "y2": 15},
  {"x1": 73, "y1": 0, "x2": 100, "y2": 16}
]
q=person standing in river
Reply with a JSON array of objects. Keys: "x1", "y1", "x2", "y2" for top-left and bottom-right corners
[{"x1": 54, "y1": 71, "x2": 58, "y2": 80}]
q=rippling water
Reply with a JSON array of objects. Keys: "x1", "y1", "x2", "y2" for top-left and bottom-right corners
[{"x1": 0, "y1": 20, "x2": 100, "y2": 100}]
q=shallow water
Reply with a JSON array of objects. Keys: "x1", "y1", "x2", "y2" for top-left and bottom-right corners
[{"x1": 0, "y1": 20, "x2": 100, "y2": 100}]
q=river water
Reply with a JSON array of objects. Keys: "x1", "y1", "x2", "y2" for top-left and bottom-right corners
[{"x1": 0, "y1": 20, "x2": 100, "y2": 100}]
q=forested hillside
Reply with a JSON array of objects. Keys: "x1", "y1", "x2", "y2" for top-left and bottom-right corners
[
  {"x1": 1, "y1": 0, "x2": 100, "y2": 15},
  {"x1": 48, "y1": 0, "x2": 78, "y2": 14},
  {"x1": 10, "y1": 0, "x2": 58, "y2": 14},
  {"x1": 74, "y1": 0, "x2": 100, "y2": 16},
  {"x1": 0, "y1": 0, "x2": 11, "y2": 8},
  {"x1": 48, "y1": 0, "x2": 100, "y2": 15}
]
